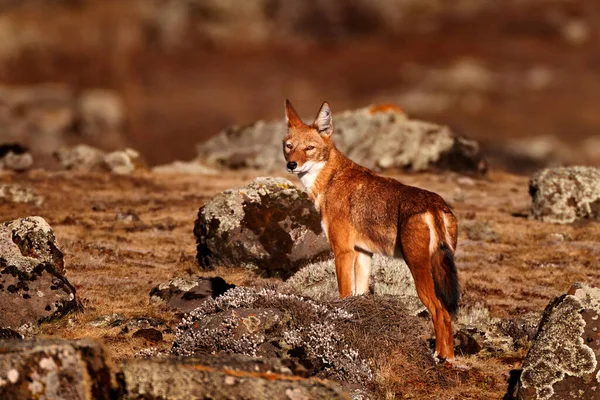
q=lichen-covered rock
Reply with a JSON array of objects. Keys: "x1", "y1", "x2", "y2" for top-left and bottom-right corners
[
  {"x1": 54, "y1": 145, "x2": 144, "y2": 174},
  {"x1": 517, "y1": 282, "x2": 600, "y2": 400},
  {"x1": 0, "y1": 262, "x2": 81, "y2": 332},
  {"x1": 283, "y1": 255, "x2": 426, "y2": 316},
  {"x1": 0, "y1": 184, "x2": 43, "y2": 206},
  {"x1": 172, "y1": 287, "x2": 374, "y2": 385},
  {"x1": 0, "y1": 143, "x2": 33, "y2": 172},
  {"x1": 103, "y1": 148, "x2": 144, "y2": 175},
  {"x1": 121, "y1": 357, "x2": 350, "y2": 400},
  {"x1": 54, "y1": 144, "x2": 105, "y2": 171},
  {"x1": 529, "y1": 166, "x2": 600, "y2": 224},
  {"x1": 0, "y1": 339, "x2": 118, "y2": 400},
  {"x1": 0, "y1": 217, "x2": 80, "y2": 331},
  {"x1": 150, "y1": 276, "x2": 235, "y2": 315},
  {"x1": 1, "y1": 216, "x2": 64, "y2": 274},
  {"x1": 194, "y1": 177, "x2": 331, "y2": 278},
  {"x1": 197, "y1": 105, "x2": 486, "y2": 174}
]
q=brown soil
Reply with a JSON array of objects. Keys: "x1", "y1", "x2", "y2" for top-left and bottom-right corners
[{"x1": 3, "y1": 168, "x2": 599, "y2": 399}]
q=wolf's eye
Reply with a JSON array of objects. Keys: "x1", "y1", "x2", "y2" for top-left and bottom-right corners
[
  {"x1": 285, "y1": 143, "x2": 293, "y2": 149},
  {"x1": 306, "y1": 145, "x2": 315, "y2": 151}
]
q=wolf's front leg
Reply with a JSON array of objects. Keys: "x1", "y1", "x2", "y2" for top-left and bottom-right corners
[{"x1": 332, "y1": 249, "x2": 355, "y2": 298}]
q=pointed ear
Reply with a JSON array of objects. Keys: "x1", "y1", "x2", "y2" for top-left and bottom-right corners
[
  {"x1": 285, "y1": 99, "x2": 303, "y2": 128},
  {"x1": 312, "y1": 101, "x2": 333, "y2": 137}
]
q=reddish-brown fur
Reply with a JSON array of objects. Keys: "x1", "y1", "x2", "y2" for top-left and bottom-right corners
[{"x1": 283, "y1": 100, "x2": 460, "y2": 360}]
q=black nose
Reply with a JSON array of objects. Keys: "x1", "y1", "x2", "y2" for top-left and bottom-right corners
[{"x1": 287, "y1": 161, "x2": 297, "y2": 171}]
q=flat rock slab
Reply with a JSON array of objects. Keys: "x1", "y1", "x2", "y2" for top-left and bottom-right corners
[
  {"x1": 530, "y1": 166, "x2": 600, "y2": 224},
  {"x1": 517, "y1": 282, "x2": 600, "y2": 400},
  {"x1": 194, "y1": 177, "x2": 331, "y2": 278},
  {"x1": 197, "y1": 105, "x2": 486, "y2": 174},
  {"x1": 121, "y1": 358, "x2": 350, "y2": 400},
  {"x1": 0, "y1": 339, "x2": 117, "y2": 400}
]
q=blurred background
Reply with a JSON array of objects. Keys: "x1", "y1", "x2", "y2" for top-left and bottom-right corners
[{"x1": 0, "y1": 0, "x2": 599, "y2": 174}]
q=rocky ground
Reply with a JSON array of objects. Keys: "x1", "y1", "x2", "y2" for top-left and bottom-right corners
[{"x1": 1, "y1": 164, "x2": 599, "y2": 399}]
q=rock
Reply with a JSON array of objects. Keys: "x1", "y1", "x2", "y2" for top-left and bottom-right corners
[
  {"x1": 194, "y1": 177, "x2": 331, "y2": 278},
  {"x1": 0, "y1": 143, "x2": 33, "y2": 172},
  {"x1": 132, "y1": 328, "x2": 163, "y2": 343},
  {"x1": 121, "y1": 357, "x2": 350, "y2": 400},
  {"x1": 0, "y1": 328, "x2": 23, "y2": 340},
  {"x1": 0, "y1": 261, "x2": 81, "y2": 332},
  {"x1": 0, "y1": 217, "x2": 80, "y2": 331},
  {"x1": 453, "y1": 328, "x2": 483, "y2": 355},
  {"x1": 152, "y1": 160, "x2": 218, "y2": 175},
  {"x1": 172, "y1": 287, "x2": 376, "y2": 384},
  {"x1": 103, "y1": 148, "x2": 144, "y2": 175},
  {"x1": 529, "y1": 166, "x2": 600, "y2": 224},
  {"x1": 517, "y1": 282, "x2": 600, "y2": 400},
  {"x1": 1, "y1": 216, "x2": 64, "y2": 274},
  {"x1": 0, "y1": 85, "x2": 127, "y2": 164},
  {"x1": 88, "y1": 313, "x2": 126, "y2": 328},
  {"x1": 0, "y1": 338, "x2": 118, "y2": 399},
  {"x1": 77, "y1": 89, "x2": 125, "y2": 137},
  {"x1": 54, "y1": 145, "x2": 144, "y2": 174},
  {"x1": 54, "y1": 144, "x2": 106, "y2": 172},
  {"x1": 0, "y1": 184, "x2": 43, "y2": 206},
  {"x1": 196, "y1": 105, "x2": 487, "y2": 174},
  {"x1": 150, "y1": 276, "x2": 236, "y2": 315},
  {"x1": 283, "y1": 255, "x2": 426, "y2": 316}
]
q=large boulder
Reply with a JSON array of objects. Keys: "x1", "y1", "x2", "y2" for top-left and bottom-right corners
[
  {"x1": 530, "y1": 166, "x2": 600, "y2": 224},
  {"x1": 197, "y1": 105, "x2": 486, "y2": 174},
  {"x1": 172, "y1": 286, "x2": 434, "y2": 393},
  {"x1": 517, "y1": 282, "x2": 600, "y2": 400},
  {"x1": 0, "y1": 339, "x2": 117, "y2": 400},
  {"x1": 0, "y1": 217, "x2": 80, "y2": 332},
  {"x1": 194, "y1": 177, "x2": 331, "y2": 278},
  {"x1": 172, "y1": 287, "x2": 374, "y2": 385},
  {"x1": 283, "y1": 255, "x2": 426, "y2": 316}
]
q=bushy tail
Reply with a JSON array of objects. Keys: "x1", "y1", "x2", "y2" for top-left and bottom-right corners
[{"x1": 431, "y1": 243, "x2": 459, "y2": 316}]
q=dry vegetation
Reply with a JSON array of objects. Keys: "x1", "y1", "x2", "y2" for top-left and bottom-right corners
[{"x1": 2, "y1": 167, "x2": 599, "y2": 398}]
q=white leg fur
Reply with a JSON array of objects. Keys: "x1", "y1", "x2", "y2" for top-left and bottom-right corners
[{"x1": 354, "y1": 251, "x2": 372, "y2": 295}]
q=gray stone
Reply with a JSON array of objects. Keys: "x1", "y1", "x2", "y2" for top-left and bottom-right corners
[
  {"x1": 530, "y1": 166, "x2": 600, "y2": 224},
  {"x1": 283, "y1": 255, "x2": 426, "y2": 316},
  {"x1": 197, "y1": 105, "x2": 486, "y2": 174},
  {"x1": 150, "y1": 276, "x2": 236, "y2": 315},
  {"x1": 0, "y1": 217, "x2": 80, "y2": 331},
  {"x1": 194, "y1": 177, "x2": 331, "y2": 278},
  {"x1": 54, "y1": 145, "x2": 144, "y2": 174},
  {"x1": 121, "y1": 357, "x2": 350, "y2": 400},
  {"x1": 0, "y1": 339, "x2": 116, "y2": 400},
  {"x1": 517, "y1": 282, "x2": 600, "y2": 400},
  {"x1": 0, "y1": 184, "x2": 43, "y2": 206},
  {"x1": 54, "y1": 144, "x2": 105, "y2": 172},
  {"x1": 1, "y1": 216, "x2": 64, "y2": 274},
  {"x1": 172, "y1": 286, "x2": 373, "y2": 385},
  {"x1": 103, "y1": 148, "x2": 144, "y2": 175},
  {"x1": 0, "y1": 143, "x2": 33, "y2": 172}
]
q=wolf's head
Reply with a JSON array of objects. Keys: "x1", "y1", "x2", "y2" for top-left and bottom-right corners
[{"x1": 282, "y1": 99, "x2": 334, "y2": 176}]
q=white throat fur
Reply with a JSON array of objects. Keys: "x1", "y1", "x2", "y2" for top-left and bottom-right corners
[{"x1": 297, "y1": 161, "x2": 326, "y2": 193}]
